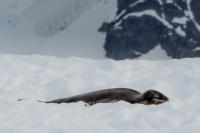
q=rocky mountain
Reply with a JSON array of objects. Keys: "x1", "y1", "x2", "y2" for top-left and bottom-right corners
[{"x1": 99, "y1": 0, "x2": 200, "y2": 60}]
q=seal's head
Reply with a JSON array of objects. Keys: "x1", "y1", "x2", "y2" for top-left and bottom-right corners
[{"x1": 141, "y1": 90, "x2": 169, "y2": 105}]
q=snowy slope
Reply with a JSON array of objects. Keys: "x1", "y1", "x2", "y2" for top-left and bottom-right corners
[
  {"x1": 0, "y1": 0, "x2": 117, "y2": 59},
  {"x1": 0, "y1": 0, "x2": 99, "y2": 35},
  {"x1": 43, "y1": 0, "x2": 117, "y2": 59},
  {"x1": 14, "y1": 0, "x2": 100, "y2": 36},
  {"x1": 0, "y1": 54, "x2": 200, "y2": 133}
]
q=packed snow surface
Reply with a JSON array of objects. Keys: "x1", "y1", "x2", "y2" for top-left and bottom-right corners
[{"x1": 0, "y1": 54, "x2": 200, "y2": 133}]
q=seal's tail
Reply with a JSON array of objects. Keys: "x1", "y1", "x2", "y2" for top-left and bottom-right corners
[
  {"x1": 44, "y1": 97, "x2": 80, "y2": 104},
  {"x1": 17, "y1": 96, "x2": 82, "y2": 104}
]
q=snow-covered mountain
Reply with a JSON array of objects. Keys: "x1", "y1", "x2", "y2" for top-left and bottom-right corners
[
  {"x1": 100, "y1": 0, "x2": 200, "y2": 60},
  {"x1": 0, "y1": 0, "x2": 99, "y2": 36},
  {"x1": 0, "y1": 0, "x2": 117, "y2": 59}
]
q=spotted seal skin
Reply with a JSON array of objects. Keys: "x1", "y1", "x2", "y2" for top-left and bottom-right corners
[{"x1": 44, "y1": 88, "x2": 169, "y2": 106}]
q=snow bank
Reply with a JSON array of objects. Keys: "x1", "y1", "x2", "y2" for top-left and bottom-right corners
[{"x1": 0, "y1": 54, "x2": 200, "y2": 133}]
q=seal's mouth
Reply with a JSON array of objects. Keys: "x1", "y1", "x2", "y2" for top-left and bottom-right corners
[{"x1": 151, "y1": 97, "x2": 169, "y2": 105}]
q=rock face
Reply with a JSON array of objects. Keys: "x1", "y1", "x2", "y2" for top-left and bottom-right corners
[{"x1": 99, "y1": 0, "x2": 200, "y2": 60}]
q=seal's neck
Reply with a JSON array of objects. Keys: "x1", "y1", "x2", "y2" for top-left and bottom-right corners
[{"x1": 130, "y1": 95, "x2": 147, "y2": 104}]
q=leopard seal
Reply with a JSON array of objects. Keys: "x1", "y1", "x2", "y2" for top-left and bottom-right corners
[{"x1": 44, "y1": 88, "x2": 169, "y2": 106}]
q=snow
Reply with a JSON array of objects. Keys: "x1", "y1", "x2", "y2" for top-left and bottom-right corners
[
  {"x1": 42, "y1": 0, "x2": 117, "y2": 59},
  {"x1": 114, "y1": 9, "x2": 126, "y2": 21},
  {"x1": 166, "y1": 0, "x2": 173, "y2": 4},
  {"x1": 139, "y1": 45, "x2": 170, "y2": 60},
  {"x1": 193, "y1": 47, "x2": 200, "y2": 52},
  {"x1": 0, "y1": 54, "x2": 200, "y2": 133},
  {"x1": 0, "y1": 0, "x2": 117, "y2": 59},
  {"x1": 175, "y1": 26, "x2": 186, "y2": 37},
  {"x1": 156, "y1": 0, "x2": 164, "y2": 5},
  {"x1": 0, "y1": 0, "x2": 100, "y2": 35},
  {"x1": 0, "y1": 0, "x2": 34, "y2": 27},
  {"x1": 117, "y1": 9, "x2": 173, "y2": 29},
  {"x1": 129, "y1": 0, "x2": 146, "y2": 7},
  {"x1": 22, "y1": 0, "x2": 100, "y2": 36},
  {"x1": 172, "y1": 17, "x2": 189, "y2": 25}
]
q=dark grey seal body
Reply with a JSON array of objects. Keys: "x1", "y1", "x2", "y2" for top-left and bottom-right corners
[{"x1": 44, "y1": 88, "x2": 169, "y2": 106}]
